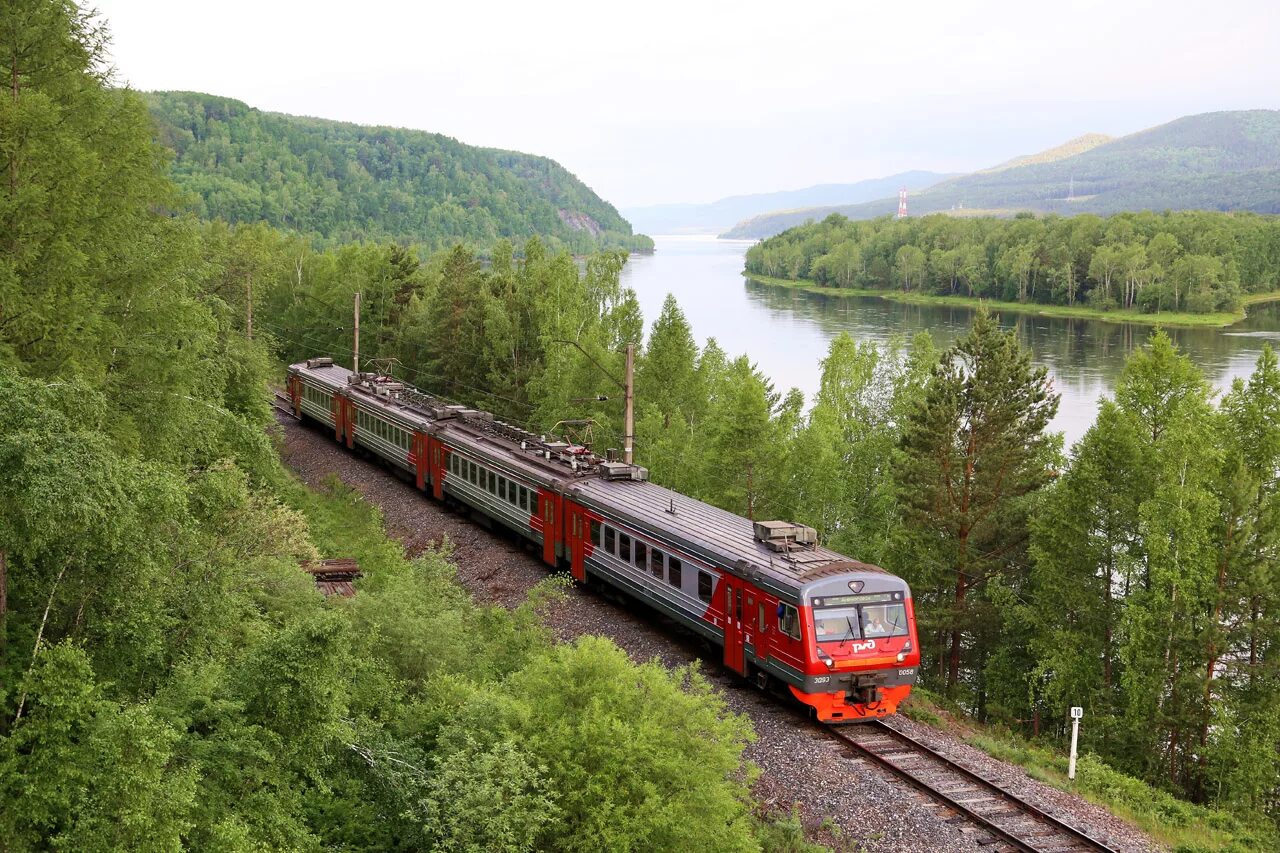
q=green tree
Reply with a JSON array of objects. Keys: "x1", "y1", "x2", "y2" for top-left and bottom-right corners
[
  {"x1": 897, "y1": 308, "x2": 1059, "y2": 696},
  {"x1": 894, "y1": 244, "x2": 926, "y2": 292}
]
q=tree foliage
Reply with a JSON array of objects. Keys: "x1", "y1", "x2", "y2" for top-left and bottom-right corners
[
  {"x1": 746, "y1": 210, "x2": 1280, "y2": 314},
  {"x1": 146, "y1": 91, "x2": 653, "y2": 254}
]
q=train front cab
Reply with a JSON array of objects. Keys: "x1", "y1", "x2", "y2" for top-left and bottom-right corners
[{"x1": 790, "y1": 574, "x2": 920, "y2": 723}]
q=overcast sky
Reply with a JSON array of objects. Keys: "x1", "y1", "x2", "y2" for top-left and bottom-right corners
[{"x1": 97, "y1": 0, "x2": 1280, "y2": 208}]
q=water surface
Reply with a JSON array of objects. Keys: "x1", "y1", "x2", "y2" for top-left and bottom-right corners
[{"x1": 620, "y1": 235, "x2": 1280, "y2": 446}]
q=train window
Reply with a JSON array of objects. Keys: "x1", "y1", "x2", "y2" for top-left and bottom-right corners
[
  {"x1": 521, "y1": 488, "x2": 530, "y2": 511},
  {"x1": 619, "y1": 534, "x2": 631, "y2": 562},
  {"x1": 736, "y1": 589, "x2": 743, "y2": 621},
  {"x1": 590, "y1": 520, "x2": 602, "y2": 545},
  {"x1": 778, "y1": 604, "x2": 801, "y2": 640},
  {"x1": 498, "y1": 479, "x2": 507, "y2": 501},
  {"x1": 650, "y1": 548, "x2": 664, "y2": 578},
  {"x1": 634, "y1": 541, "x2": 647, "y2": 568},
  {"x1": 758, "y1": 603, "x2": 766, "y2": 631},
  {"x1": 668, "y1": 558, "x2": 682, "y2": 589},
  {"x1": 605, "y1": 527, "x2": 616, "y2": 553},
  {"x1": 488, "y1": 471, "x2": 496, "y2": 493},
  {"x1": 469, "y1": 462, "x2": 478, "y2": 484},
  {"x1": 697, "y1": 571, "x2": 712, "y2": 603}
]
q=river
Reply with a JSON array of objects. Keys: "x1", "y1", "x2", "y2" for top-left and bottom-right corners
[{"x1": 619, "y1": 235, "x2": 1280, "y2": 446}]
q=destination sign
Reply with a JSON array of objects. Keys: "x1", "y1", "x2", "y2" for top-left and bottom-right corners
[{"x1": 812, "y1": 592, "x2": 900, "y2": 608}]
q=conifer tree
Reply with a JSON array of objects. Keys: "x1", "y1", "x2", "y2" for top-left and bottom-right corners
[{"x1": 897, "y1": 308, "x2": 1059, "y2": 695}]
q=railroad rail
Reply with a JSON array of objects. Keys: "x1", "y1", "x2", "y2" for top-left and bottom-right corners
[
  {"x1": 272, "y1": 393, "x2": 1123, "y2": 851},
  {"x1": 828, "y1": 720, "x2": 1122, "y2": 853},
  {"x1": 272, "y1": 389, "x2": 299, "y2": 417}
]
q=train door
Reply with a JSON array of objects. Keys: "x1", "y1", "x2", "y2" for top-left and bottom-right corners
[
  {"x1": 288, "y1": 375, "x2": 302, "y2": 417},
  {"x1": 537, "y1": 489, "x2": 561, "y2": 567},
  {"x1": 410, "y1": 432, "x2": 428, "y2": 491},
  {"x1": 722, "y1": 575, "x2": 746, "y2": 675},
  {"x1": 754, "y1": 593, "x2": 774, "y2": 662},
  {"x1": 426, "y1": 436, "x2": 446, "y2": 500},
  {"x1": 336, "y1": 397, "x2": 356, "y2": 448},
  {"x1": 562, "y1": 501, "x2": 588, "y2": 582}
]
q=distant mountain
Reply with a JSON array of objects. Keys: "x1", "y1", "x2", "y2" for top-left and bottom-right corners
[
  {"x1": 976, "y1": 133, "x2": 1113, "y2": 174},
  {"x1": 622, "y1": 171, "x2": 952, "y2": 235},
  {"x1": 723, "y1": 110, "x2": 1280, "y2": 238},
  {"x1": 146, "y1": 91, "x2": 651, "y2": 252}
]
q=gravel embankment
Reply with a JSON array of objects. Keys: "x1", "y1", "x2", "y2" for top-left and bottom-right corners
[{"x1": 275, "y1": 411, "x2": 1164, "y2": 853}]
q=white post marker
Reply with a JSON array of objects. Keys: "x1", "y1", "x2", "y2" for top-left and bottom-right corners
[{"x1": 1068, "y1": 706, "x2": 1084, "y2": 780}]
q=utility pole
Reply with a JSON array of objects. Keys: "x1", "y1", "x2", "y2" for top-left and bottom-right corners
[
  {"x1": 623, "y1": 343, "x2": 634, "y2": 464},
  {"x1": 353, "y1": 291, "x2": 361, "y2": 375},
  {"x1": 246, "y1": 273, "x2": 253, "y2": 340},
  {"x1": 553, "y1": 339, "x2": 636, "y2": 464}
]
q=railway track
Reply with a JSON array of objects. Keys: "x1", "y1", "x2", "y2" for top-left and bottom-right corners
[
  {"x1": 272, "y1": 389, "x2": 298, "y2": 417},
  {"x1": 829, "y1": 720, "x2": 1122, "y2": 853},
  {"x1": 273, "y1": 400, "x2": 1142, "y2": 853}
]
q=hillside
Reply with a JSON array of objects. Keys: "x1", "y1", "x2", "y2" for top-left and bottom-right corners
[
  {"x1": 146, "y1": 91, "x2": 652, "y2": 252},
  {"x1": 977, "y1": 132, "x2": 1113, "y2": 173},
  {"x1": 723, "y1": 110, "x2": 1280, "y2": 237},
  {"x1": 622, "y1": 170, "x2": 951, "y2": 235}
]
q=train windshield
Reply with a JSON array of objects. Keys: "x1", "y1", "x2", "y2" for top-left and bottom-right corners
[
  {"x1": 813, "y1": 608, "x2": 860, "y2": 642},
  {"x1": 812, "y1": 602, "x2": 910, "y2": 642},
  {"x1": 860, "y1": 603, "x2": 909, "y2": 638}
]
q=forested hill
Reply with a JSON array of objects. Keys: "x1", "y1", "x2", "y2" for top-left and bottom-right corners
[
  {"x1": 146, "y1": 91, "x2": 652, "y2": 252},
  {"x1": 724, "y1": 110, "x2": 1280, "y2": 237}
]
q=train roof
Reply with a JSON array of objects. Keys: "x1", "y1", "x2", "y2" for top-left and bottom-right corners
[
  {"x1": 288, "y1": 359, "x2": 893, "y2": 598},
  {"x1": 568, "y1": 476, "x2": 887, "y2": 594}
]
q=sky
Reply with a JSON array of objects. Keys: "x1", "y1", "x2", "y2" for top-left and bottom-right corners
[{"x1": 97, "y1": 0, "x2": 1280, "y2": 209}]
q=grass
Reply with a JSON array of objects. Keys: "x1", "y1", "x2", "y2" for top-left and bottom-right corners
[
  {"x1": 744, "y1": 273, "x2": 1272, "y2": 328},
  {"x1": 899, "y1": 690, "x2": 1277, "y2": 853}
]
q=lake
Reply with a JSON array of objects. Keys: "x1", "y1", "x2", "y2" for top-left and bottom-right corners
[{"x1": 620, "y1": 235, "x2": 1280, "y2": 446}]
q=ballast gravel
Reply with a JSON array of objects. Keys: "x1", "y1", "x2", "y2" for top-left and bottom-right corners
[{"x1": 276, "y1": 411, "x2": 1165, "y2": 853}]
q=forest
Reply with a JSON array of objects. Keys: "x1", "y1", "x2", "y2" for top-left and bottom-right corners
[
  {"x1": 5, "y1": 2, "x2": 1280, "y2": 851},
  {"x1": 0, "y1": 4, "x2": 775, "y2": 851},
  {"x1": 146, "y1": 91, "x2": 654, "y2": 254},
  {"x1": 745, "y1": 210, "x2": 1280, "y2": 315}
]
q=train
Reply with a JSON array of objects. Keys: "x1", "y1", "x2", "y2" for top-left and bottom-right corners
[{"x1": 286, "y1": 358, "x2": 920, "y2": 722}]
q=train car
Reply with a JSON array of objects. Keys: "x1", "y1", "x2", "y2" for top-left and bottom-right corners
[{"x1": 286, "y1": 358, "x2": 920, "y2": 722}]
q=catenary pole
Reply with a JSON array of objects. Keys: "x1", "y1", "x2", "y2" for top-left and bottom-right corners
[
  {"x1": 624, "y1": 343, "x2": 634, "y2": 464},
  {"x1": 353, "y1": 291, "x2": 361, "y2": 374}
]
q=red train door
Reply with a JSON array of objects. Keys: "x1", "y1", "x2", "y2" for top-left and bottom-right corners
[
  {"x1": 754, "y1": 593, "x2": 774, "y2": 662},
  {"x1": 722, "y1": 575, "x2": 746, "y2": 674},
  {"x1": 537, "y1": 489, "x2": 561, "y2": 567},
  {"x1": 426, "y1": 436, "x2": 446, "y2": 500},
  {"x1": 562, "y1": 500, "x2": 588, "y2": 582},
  {"x1": 288, "y1": 375, "x2": 301, "y2": 417},
  {"x1": 331, "y1": 394, "x2": 343, "y2": 442}
]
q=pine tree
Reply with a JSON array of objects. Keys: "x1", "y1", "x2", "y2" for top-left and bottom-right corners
[
  {"x1": 423, "y1": 245, "x2": 492, "y2": 405},
  {"x1": 897, "y1": 308, "x2": 1059, "y2": 696},
  {"x1": 636, "y1": 294, "x2": 701, "y2": 424}
]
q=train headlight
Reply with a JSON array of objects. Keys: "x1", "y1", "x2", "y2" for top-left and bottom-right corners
[{"x1": 816, "y1": 648, "x2": 836, "y2": 670}]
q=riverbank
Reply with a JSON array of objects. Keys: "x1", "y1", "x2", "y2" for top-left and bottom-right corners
[{"x1": 746, "y1": 273, "x2": 1280, "y2": 328}]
